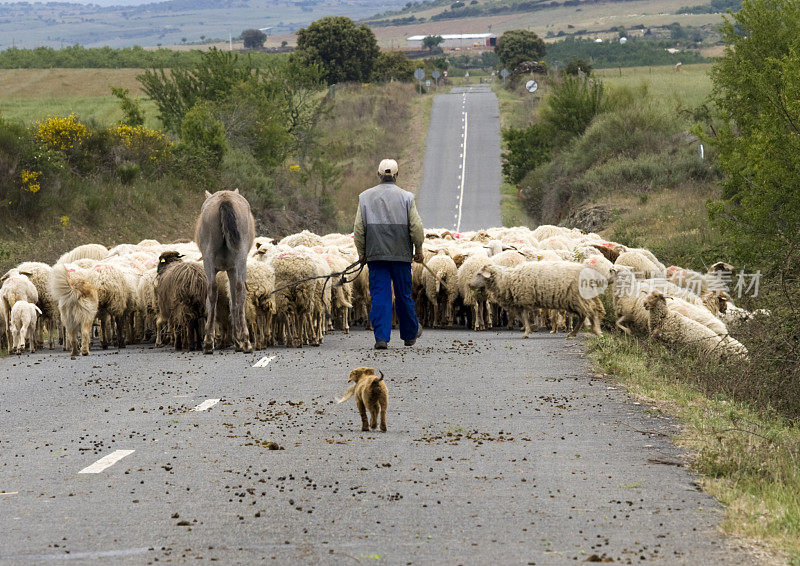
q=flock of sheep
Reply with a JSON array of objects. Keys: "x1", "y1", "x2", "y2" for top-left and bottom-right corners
[{"x1": 0, "y1": 224, "x2": 755, "y2": 360}]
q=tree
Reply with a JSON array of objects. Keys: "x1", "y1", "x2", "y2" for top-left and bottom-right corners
[
  {"x1": 563, "y1": 58, "x2": 592, "y2": 76},
  {"x1": 422, "y1": 35, "x2": 444, "y2": 52},
  {"x1": 293, "y1": 16, "x2": 379, "y2": 85},
  {"x1": 706, "y1": 0, "x2": 800, "y2": 272},
  {"x1": 495, "y1": 29, "x2": 546, "y2": 71},
  {"x1": 242, "y1": 28, "x2": 267, "y2": 49},
  {"x1": 371, "y1": 51, "x2": 416, "y2": 82}
]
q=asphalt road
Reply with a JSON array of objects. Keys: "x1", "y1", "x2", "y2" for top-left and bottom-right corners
[
  {"x1": 1, "y1": 331, "x2": 748, "y2": 565},
  {"x1": 416, "y1": 84, "x2": 502, "y2": 232}
]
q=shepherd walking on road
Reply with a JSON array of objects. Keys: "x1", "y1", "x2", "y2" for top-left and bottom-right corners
[{"x1": 354, "y1": 159, "x2": 425, "y2": 350}]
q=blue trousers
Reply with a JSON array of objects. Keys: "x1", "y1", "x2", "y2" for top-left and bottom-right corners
[{"x1": 368, "y1": 261, "x2": 420, "y2": 343}]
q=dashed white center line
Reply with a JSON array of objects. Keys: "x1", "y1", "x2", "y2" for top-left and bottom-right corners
[
  {"x1": 190, "y1": 398, "x2": 221, "y2": 412},
  {"x1": 252, "y1": 355, "x2": 276, "y2": 368},
  {"x1": 78, "y1": 450, "x2": 135, "y2": 474},
  {"x1": 456, "y1": 111, "x2": 469, "y2": 233}
]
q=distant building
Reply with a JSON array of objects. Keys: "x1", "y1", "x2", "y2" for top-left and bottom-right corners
[{"x1": 406, "y1": 33, "x2": 497, "y2": 49}]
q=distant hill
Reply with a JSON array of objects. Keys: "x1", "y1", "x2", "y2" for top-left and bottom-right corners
[{"x1": 0, "y1": 0, "x2": 408, "y2": 49}]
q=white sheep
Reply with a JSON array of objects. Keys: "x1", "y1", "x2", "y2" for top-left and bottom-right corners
[
  {"x1": 615, "y1": 250, "x2": 663, "y2": 279},
  {"x1": 15, "y1": 262, "x2": 58, "y2": 349},
  {"x1": 0, "y1": 271, "x2": 38, "y2": 351},
  {"x1": 57, "y1": 243, "x2": 109, "y2": 265},
  {"x1": 49, "y1": 263, "x2": 98, "y2": 356},
  {"x1": 279, "y1": 230, "x2": 324, "y2": 248},
  {"x1": 643, "y1": 291, "x2": 748, "y2": 361},
  {"x1": 244, "y1": 259, "x2": 277, "y2": 348},
  {"x1": 422, "y1": 251, "x2": 458, "y2": 328},
  {"x1": 457, "y1": 250, "x2": 494, "y2": 331},
  {"x1": 10, "y1": 300, "x2": 41, "y2": 354},
  {"x1": 470, "y1": 261, "x2": 607, "y2": 338}
]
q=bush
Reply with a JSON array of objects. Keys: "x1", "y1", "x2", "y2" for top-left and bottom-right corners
[
  {"x1": 540, "y1": 75, "x2": 607, "y2": 143},
  {"x1": 371, "y1": 51, "x2": 416, "y2": 82},
  {"x1": 180, "y1": 102, "x2": 227, "y2": 166},
  {"x1": 495, "y1": 29, "x2": 547, "y2": 71},
  {"x1": 501, "y1": 123, "x2": 553, "y2": 185}
]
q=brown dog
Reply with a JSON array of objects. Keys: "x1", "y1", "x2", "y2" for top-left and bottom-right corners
[{"x1": 338, "y1": 367, "x2": 388, "y2": 432}]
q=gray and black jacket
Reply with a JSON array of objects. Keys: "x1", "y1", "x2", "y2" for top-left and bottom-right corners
[{"x1": 353, "y1": 182, "x2": 425, "y2": 263}]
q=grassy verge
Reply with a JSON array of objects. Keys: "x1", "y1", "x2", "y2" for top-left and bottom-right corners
[
  {"x1": 589, "y1": 334, "x2": 800, "y2": 562},
  {"x1": 500, "y1": 180, "x2": 535, "y2": 228}
]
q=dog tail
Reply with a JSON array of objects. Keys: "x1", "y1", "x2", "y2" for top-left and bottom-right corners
[
  {"x1": 337, "y1": 385, "x2": 356, "y2": 404},
  {"x1": 374, "y1": 370, "x2": 385, "y2": 383}
]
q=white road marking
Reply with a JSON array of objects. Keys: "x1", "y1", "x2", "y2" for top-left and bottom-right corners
[
  {"x1": 190, "y1": 398, "x2": 221, "y2": 412},
  {"x1": 78, "y1": 450, "x2": 134, "y2": 474},
  {"x1": 252, "y1": 355, "x2": 276, "y2": 368},
  {"x1": 0, "y1": 491, "x2": 18, "y2": 496},
  {"x1": 456, "y1": 111, "x2": 469, "y2": 232}
]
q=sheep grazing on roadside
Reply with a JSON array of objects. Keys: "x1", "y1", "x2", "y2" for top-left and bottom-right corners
[
  {"x1": 470, "y1": 261, "x2": 606, "y2": 338},
  {"x1": 49, "y1": 263, "x2": 99, "y2": 356},
  {"x1": 9, "y1": 300, "x2": 41, "y2": 354},
  {"x1": 643, "y1": 290, "x2": 748, "y2": 361},
  {"x1": 57, "y1": 243, "x2": 109, "y2": 265},
  {"x1": 421, "y1": 251, "x2": 458, "y2": 328},
  {"x1": 666, "y1": 295, "x2": 729, "y2": 336},
  {"x1": 0, "y1": 271, "x2": 39, "y2": 351},
  {"x1": 611, "y1": 267, "x2": 651, "y2": 335},
  {"x1": 156, "y1": 251, "x2": 207, "y2": 351}
]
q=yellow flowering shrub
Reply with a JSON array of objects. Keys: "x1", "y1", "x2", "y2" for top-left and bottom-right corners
[
  {"x1": 37, "y1": 114, "x2": 89, "y2": 151},
  {"x1": 108, "y1": 124, "x2": 172, "y2": 163},
  {"x1": 60, "y1": 215, "x2": 69, "y2": 227},
  {"x1": 20, "y1": 169, "x2": 41, "y2": 193}
]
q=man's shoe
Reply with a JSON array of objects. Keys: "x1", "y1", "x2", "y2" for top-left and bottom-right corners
[
  {"x1": 374, "y1": 341, "x2": 388, "y2": 350},
  {"x1": 404, "y1": 326, "x2": 423, "y2": 347}
]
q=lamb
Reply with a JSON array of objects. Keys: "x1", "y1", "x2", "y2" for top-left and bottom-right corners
[
  {"x1": 421, "y1": 251, "x2": 458, "y2": 328},
  {"x1": 156, "y1": 252, "x2": 207, "y2": 351},
  {"x1": 470, "y1": 261, "x2": 606, "y2": 338},
  {"x1": 0, "y1": 271, "x2": 38, "y2": 351},
  {"x1": 9, "y1": 300, "x2": 41, "y2": 354},
  {"x1": 615, "y1": 251, "x2": 663, "y2": 279},
  {"x1": 14, "y1": 262, "x2": 58, "y2": 349},
  {"x1": 57, "y1": 243, "x2": 109, "y2": 265},
  {"x1": 49, "y1": 263, "x2": 99, "y2": 356},
  {"x1": 643, "y1": 290, "x2": 748, "y2": 361},
  {"x1": 456, "y1": 251, "x2": 494, "y2": 331}
]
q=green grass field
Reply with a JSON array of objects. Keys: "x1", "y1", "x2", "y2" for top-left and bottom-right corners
[{"x1": 596, "y1": 63, "x2": 714, "y2": 109}]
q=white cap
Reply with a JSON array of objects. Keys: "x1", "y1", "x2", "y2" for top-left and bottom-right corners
[{"x1": 378, "y1": 159, "x2": 398, "y2": 176}]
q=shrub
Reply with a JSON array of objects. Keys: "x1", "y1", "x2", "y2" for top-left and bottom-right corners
[
  {"x1": 109, "y1": 124, "x2": 173, "y2": 173},
  {"x1": 495, "y1": 30, "x2": 547, "y2": 71},
  {"x1": 36, "y1": 114, "x2": 89, "y2": 152},
  {"x1": 111, "y1": 86, "x2": 145, "y2": 127},
  {"x1": 371, "y1": 51, "x2": 416, "y2": 82},
  {"x1": 180, "y1": 102, "x2": 227, "y2": 166}
]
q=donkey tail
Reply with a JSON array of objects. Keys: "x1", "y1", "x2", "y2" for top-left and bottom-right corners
[{"x1": 219, "y1": 200, "x2": 241, "y2": 249}]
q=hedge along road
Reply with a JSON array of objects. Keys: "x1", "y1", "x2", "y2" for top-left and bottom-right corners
[{"x1": 417, "y1": 84, "x2": 503, "y2": 232}]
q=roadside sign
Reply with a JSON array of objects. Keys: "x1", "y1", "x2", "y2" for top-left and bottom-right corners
[
  {"x1": 414, "y1": 67, "x2": 425, "y2": 94},
  {"x1": 432, "y1": 69, "x2": 441, "y2": 87},
  {"x1": 526, "y1": 80, "x2": 539, "y2": 109},
  {"x1": 426, "y1": 79, "x2": 431, "y2": 88},
  {"x1": 443, "y1": 70, "x2": 448, "y2": 77},
  {"x1": 500, "y1": 67, "x2": 510, "y2": 86}
]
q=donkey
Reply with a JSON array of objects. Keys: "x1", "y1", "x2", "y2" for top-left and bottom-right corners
[{"x1": 195, "y1": 189, "x2": 256, "y2": 354}]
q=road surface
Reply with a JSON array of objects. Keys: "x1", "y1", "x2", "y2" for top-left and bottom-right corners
[
  {"x1": 417, "y1": 85, "x2": 503, "y2": 232},
  {"x1": 0, "y1": 332, "x2": 748, "y2": 564}
]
